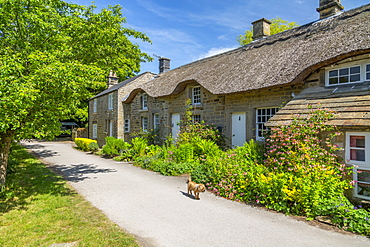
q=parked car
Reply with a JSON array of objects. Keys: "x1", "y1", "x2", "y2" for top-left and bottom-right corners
[{"x1": 59, "y1": 122, "x2": 80, "y2": 137}]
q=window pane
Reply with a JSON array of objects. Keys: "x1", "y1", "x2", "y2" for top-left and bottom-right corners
[
  {"x1": 350, "y1": 136, "x2": 365, "y2": 148},
  {"x1": 358, "y1": 169, "x2": 370, "y2": 183},
  {"x1": 339, "y1": 76, "x2": 349, "y2": 84},
  {"x1": 339, "y1": 68, "x2": 349, "y2": 76},
  {"x1": 350, "y1": 74, "x2": 361, "y2": 82},
  {"x1": 329, "y1": 70, "x2": 338, "y2": 77},
  {"x1": 350, "y1": 149, "x2": 365, "y2": 161},
  {"x1": 350, "y1": 66, "x2": 360, "y2": 74},
  {"x1": 366, "y1": 64, "x2": 370, "y2": 72},
  {"x1": 329, "y1": 77, "x2": 338, "y2": 85}
]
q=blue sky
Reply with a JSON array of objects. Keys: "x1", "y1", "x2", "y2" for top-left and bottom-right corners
[{"x1": 71, "y1": 0, "x2": 369, "y2": 75}]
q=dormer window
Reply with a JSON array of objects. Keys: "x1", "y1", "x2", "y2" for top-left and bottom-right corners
[
  {"x1": 326, "y1": 60, "x2": 370, "y2": 86},
  {"x1": 141, "y1": 94, "x2": 148, "y2": 110},
  {"x1": 191, "y1": 86, "x2": 201, "y2": 105}
]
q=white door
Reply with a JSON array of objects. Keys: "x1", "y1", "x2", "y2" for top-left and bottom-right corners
[
  {"x1": 109, "y1": 120, "x2": 113, "y2": 137},
  {"x1": 232, "y1": 112, "x2": 246, "y2": 147},
  {"x1": 171, "y1": 113, "x2": 181, "y2": 141}
]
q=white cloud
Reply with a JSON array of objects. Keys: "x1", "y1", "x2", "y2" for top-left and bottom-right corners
[{"x1": 197, "y1": 46, "x2": 238, "y2": 60}]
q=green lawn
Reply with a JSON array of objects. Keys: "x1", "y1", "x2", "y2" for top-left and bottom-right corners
[{"x1": 0, "y1": 144, "x2": 138, "y2": 247}]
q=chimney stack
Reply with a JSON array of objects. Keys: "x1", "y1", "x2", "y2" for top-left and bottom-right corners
[
  {"x1": 107, "y1": 70, "x2": 119, "y2": 88},
  {"x1": 316, "y1": 0, "x2": 344, "y2": 19},
  {"x1": 159, "y1": 57, "x2": 170, "y2": 74},
  {"x1": 252, "y1": 18, "x2": 271, "y2": 41}
]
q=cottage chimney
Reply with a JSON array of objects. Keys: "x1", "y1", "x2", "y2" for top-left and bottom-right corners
[
  {"x1": 252, "y1": 18, "x2": 271, "y2": 41},
  {"x1": 159, "y1": 57, "x2": 170, "y2": 74},
  {"x1": 316, "y1": 0, "x2": 344, "y2": 19},
  {"x1": 107, "y1": 70, "x2": 119, "y2": 88}
]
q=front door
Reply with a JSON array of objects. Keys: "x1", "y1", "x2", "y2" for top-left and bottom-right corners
[
  {"x1": 171, "y1": 113, "x2": 181, "y2": 141},
  {"x1": 232, "y1": 112, "x2": 246, "y2": 147}
]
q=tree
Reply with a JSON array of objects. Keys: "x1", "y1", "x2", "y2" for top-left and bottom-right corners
[
  {"x1": 0, "y1": 0, "x2": 152, "y2": 186},
  {"x1": 237, "y1": 17, "x2": 299, "y2": 46}
]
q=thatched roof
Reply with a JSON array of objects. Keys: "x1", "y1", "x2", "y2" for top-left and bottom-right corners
[
  {"x1": 265, "y1": 83, "x2": 370, "y2": 127},
  {"x1": 123, "y1": 4, "x2": 370, "y2": 103}
]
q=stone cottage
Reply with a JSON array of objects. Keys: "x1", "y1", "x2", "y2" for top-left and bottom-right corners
[
  {"x1": 89, "y1": 71, "x2": 156, "y2": 146},
  {"x1": 89, "y1": 1, "x2": 370, "y2": 200}
]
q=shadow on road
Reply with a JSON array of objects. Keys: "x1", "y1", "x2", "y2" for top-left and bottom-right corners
[
  {"x1": 22, "y1": 143, "x2": 59, "y2": 158},
  {"x1": 180, "y1": 190, "x2": 198, "y2": 200},
  {"x1": 52, "y1": 163, "x2": 117, "y2": 182}
]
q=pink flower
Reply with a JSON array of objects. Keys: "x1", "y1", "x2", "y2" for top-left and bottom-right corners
[{"x1": 349, "y1": 180, "x2": 357, "y2": 186}]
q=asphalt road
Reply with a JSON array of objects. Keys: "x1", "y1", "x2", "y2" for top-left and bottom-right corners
[{"x1": 23, "y1": 141, "x2": 370, "y2": 247}]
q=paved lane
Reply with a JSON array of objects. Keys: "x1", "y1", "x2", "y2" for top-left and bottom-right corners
[{"x1": 23, "y1": 141, "x2": 370, "y2": 247}]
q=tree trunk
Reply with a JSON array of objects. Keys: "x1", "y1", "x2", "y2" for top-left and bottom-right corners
[{"x1": 0, "y1": 131, "x2": 13, "y2": 186}]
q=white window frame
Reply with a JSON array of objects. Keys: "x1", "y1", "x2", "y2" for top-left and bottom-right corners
[
  {"x1": 108, "y1": 93, "x2": 114, "y2": 110},
  {"x1": 141, "y1": 94, "x2": 148, "y2": 110},
  {"x1": 93, "y1": 99, "x2": 97, "y2": 113},
  {"x1": 92, "y1": 124, "x2": 97, "y2": 139},
  {"x1": 325, "y1": 59, "x2": 370, "y2": 86},
  {"x1": 346, "y1": 132, "x2": 370, "y2": 200},
  {"x1": 256, "y1": 107, "x2": 279, "y2": 141},
  {"x1": 153, "y1": 113, "x2": 160, "y2": 130},
  {"x1": 192, "y1": 114, "x2": 201, "y2": 123},
  {"x1": 124, "y1": 119, "x2": 130, "y2": 133},
  {"x1": 141, "y1": 116, "x2": 148, "y2": 132},
  {"x1": 191, "y1": 86, "x2": 201, "y2": 105}
]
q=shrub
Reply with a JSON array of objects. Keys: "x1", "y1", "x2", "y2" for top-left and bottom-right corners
[
  {"x1": 202, "y1": 140, "x2": 266, "y2": 201},
  {"x1": 263, "y1": 107, "x2": 350, "y2": 216},
  {"x1": 75, "y1": 138, "x2": 97, "y2": 152},
  {"x1": 131, "y1": 137, "x2": 148, "y2": 157},
  {"x1": 88, "y1": 142, "x2": 99, "y2": 152},
  {"x1": 178, "y1": 99, "x2": 227, "y2": 149},
  {"x1": 101, "y1": 137, "x2": 131, "y2": 156}
]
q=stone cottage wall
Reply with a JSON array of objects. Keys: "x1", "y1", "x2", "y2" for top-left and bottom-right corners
[
  {"x1": 89, "y1": 91, "x2": 118, "y2": 146},
  {"x1": 124, "y1": 81, "x2": 304, "y2": 146}
]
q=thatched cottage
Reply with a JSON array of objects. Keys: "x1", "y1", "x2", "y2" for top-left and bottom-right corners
[{"x1": 89, "y1": 1, "x2": 370, "y2": 200}]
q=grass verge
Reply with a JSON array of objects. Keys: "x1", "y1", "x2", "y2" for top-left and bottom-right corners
[{"x1": 0, "y1": 144, "x2": 138, "y2": 247}]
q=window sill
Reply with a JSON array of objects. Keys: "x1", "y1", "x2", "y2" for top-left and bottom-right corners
[
  {"x1": 325, "y1": 80, "x2": 370, "y2": 88},
  {"x1": 139, "y1": 109, "x2": 149, "y2": 112}
]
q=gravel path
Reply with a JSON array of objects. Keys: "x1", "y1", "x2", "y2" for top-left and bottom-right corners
[{"x1": 23, "y1": 141, "x2": 370, "y2": 247}]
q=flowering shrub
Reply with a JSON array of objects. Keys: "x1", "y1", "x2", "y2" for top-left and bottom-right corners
[
  {"x1": 74, "y1": 138, "x2": 97, "y2": 151},
  {"x1": 199, "y1": 140, "x2": 265, "y2": 201},
  {"x1": 263, "y1": 108, "x2": 351, "y2": 216}
]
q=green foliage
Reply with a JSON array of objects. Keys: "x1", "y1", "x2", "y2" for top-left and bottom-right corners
[
  {"x1": 262, "y1": 108, "x2": 350, "y2": 216},
  {"x1": 102, "y1": 136, "x2": 131, "y2": 156},
  {"x1": 237, "y1": 17, "x2": 299, "y2": 46},
  {"x1": 0, "y1": 0, "x2": 152, "y2": 185},
  {"x1": 74, "y1": 138, "x2": 97, "y2": 152},
  {"x1": 88, "y1": 142, "x2": 99, "y2": 152},
  {"x1": 131, "y1": 137, "x2": 149, "y2": 157},
  {"x1": 0, "y1": 144, "x2": 139, "y2": 246},
  {"x1": 131, "y1": 128, "x2": 160, "y2": 145},
  {"x1": 178, "y1": 99, "x2": 227, "y2": 148}
]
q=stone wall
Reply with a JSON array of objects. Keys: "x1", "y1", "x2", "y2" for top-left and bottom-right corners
[
  {"x1": 124, "y1": 81, "x2": 304, "y2": 146},
  {"x1": 89, "y1": 91, "x2": 118, "y2": 146}
]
